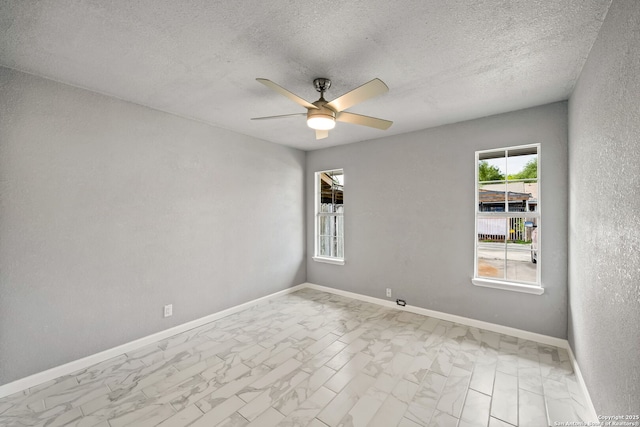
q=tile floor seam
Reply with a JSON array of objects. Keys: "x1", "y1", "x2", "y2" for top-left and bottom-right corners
[{"x1": 0, "y1": 289, "x2": 589, "y2": 427}]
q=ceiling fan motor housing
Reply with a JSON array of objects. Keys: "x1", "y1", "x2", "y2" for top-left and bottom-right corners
[{"x1": 313, "y1": 78, "x2": 331, "y2": 93}]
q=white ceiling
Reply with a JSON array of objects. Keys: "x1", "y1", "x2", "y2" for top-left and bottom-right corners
[{"x1": 0, "y1": 0, "x2": 611, "y2": 151}]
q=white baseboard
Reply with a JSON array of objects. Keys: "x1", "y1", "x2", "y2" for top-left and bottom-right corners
[
  {"x1": 304, "y1": 283, "x2": 567, "y2": 348},
  {"x1": 566, "y1": 345, "x2": 599, "y2": 421},
  {"x1": 304, "y1": 282, "x2": 597, "y2": 421},
  {"x1": 0, "y1": 281, "x2": 597, "y2": 422},
  {"x1": 0, "y1": 284, "x2": 306, "y2": 399}
]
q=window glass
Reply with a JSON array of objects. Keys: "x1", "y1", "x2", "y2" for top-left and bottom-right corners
[
  {"x1": 316, "y1": 170, "x2": 344, "y2": 260},
  {"x1": 476, "y1": 145, "x2": 539, "y2": 287}
]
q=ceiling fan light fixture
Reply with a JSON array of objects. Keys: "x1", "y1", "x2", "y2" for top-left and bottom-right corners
[
  {"x1": 307, "y1": 115, "x2": 336, "y2": 130},
  {"x1": 254, "y1": 77, "x2": 392, "y2": 138}
]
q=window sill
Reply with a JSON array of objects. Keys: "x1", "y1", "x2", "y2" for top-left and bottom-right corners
[
  {"x1": 472, "y1": 278, "x2": 544, "y2": 295},
  {"x1": 313, "y1": 256, "x2": 345, "y2": 265}
]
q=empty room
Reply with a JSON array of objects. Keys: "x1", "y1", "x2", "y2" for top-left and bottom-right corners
[{"x1": 0, "y1": 1, "x2": 638, "y2": 426}]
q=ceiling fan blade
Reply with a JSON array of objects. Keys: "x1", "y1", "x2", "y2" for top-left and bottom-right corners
[
  {"x1": 336, "y1": 111, "x2": 393, "y2": 130},
  {"x1": 256, "y1": 78, "x2": 318, "y2": 110},
  {"x1": 325, "y1": 78, "x2": 389, "y2": 112},
  {"x1": 316, "y1": 129, "x2": 329, "y2": 139},
  {"x1": 251, "y1": 113, "x2": 307, "y2": 120}
]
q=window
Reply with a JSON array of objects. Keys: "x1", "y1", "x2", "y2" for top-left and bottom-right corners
[
  {"x1": 473, "y1": 144, "x2": 542, "y2": 294},
  {"x1": 313, "y1": 169, "x2": 344, "y2": 265}
]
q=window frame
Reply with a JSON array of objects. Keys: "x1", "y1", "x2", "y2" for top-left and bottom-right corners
[
  {"x1": 472, "y1": 143, "x2": 543, "y2": 295},
  {"x1": 313, "y1": 168, "x2": 345, "y2": 265}
]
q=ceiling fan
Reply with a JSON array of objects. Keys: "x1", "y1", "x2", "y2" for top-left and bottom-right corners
[{"x1": 252, "y1": 77, "x2": 393, "y2": 139}]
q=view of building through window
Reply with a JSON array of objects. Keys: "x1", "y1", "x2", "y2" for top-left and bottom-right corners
[
  {"x1": 476, "y1": 145, "x2": 539, "y2": 285},
  {"x1": 316, "y1": 169, "x2": 344, "y2": 261}
]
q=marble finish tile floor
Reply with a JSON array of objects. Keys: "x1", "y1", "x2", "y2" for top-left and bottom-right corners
[{"x1": 0, "y1": 289, "x2": 591, "y2": 426}]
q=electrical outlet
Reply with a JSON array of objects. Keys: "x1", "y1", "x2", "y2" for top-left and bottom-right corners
[
  {"x1": 386, "y1": 288, "x2": 392, "y2": 297},
  {"x1": 163, "y1": 304, "x2": 173, "y2": 318}
]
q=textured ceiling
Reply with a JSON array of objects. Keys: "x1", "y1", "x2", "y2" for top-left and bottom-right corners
[{"x1": 0, "y1": 0, "x2": 611, "y2": 150}]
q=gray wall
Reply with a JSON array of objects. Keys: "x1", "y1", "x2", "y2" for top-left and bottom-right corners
[
  {"x1": 307, "y1": 102, "x2": 568, "y2": 338},
  {"x1": 568, "y1": 0, "x2": 640, "y2": 415},
  {"x1": 0, "y1": 67, "x2": 306, "y2": 385}
]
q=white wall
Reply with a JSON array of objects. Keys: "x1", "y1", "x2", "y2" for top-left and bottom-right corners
[
  {"x1": 0, "y1": 67, "x2": 306, "y2": 385},
  {"x1": 307, "y1": 102, "x2": 568, "y2": 338},
  {"x1": 568, "y1": 0, "x2": 640, "y2": 415}
]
